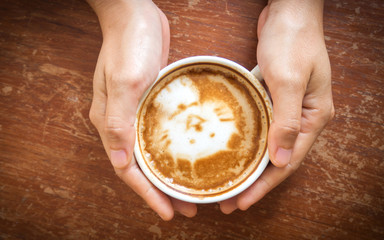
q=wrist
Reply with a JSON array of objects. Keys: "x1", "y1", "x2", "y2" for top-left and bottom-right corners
[
  {"x1": 267, "y1": 0, "x2": 324, "y2": 31},
  {"x1": 87, "y1": 0, "x2": 155, "y2": 37}
]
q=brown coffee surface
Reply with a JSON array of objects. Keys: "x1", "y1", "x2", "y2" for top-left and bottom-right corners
[{"x1": 138, "y1": 66, "x2": 267, "y2": 195}]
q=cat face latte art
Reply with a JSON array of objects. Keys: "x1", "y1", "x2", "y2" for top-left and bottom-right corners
[{"x1": 134, "y1": 56, "x2": 272, "y2": 203}]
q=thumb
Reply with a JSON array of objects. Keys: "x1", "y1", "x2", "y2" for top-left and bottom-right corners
[
  {"x1": 104, "y1": 76, "x2": 143, "y2": 169},
  {"x1": 266, "y1": 73, "x2": 305, "y2": 168}
]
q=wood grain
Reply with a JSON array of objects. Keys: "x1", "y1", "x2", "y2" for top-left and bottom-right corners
[{"x1": 0, "y1": 0, "x2": 383, "y2": 239}]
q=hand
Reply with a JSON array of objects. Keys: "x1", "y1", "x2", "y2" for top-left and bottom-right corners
[
  {"x1": 87, "y1": 0, "x2": 197, "y2": 220},
  {"x1": 220, "y1": 0, "x2": 334, "y2": 213}
]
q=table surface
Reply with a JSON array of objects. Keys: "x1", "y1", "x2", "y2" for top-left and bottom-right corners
[{"x1": 1, "y1": 0, "x2": 383, "y2": 239}]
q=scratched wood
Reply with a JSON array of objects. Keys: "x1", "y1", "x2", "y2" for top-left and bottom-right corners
[{"x1": 0, "y1": 0, "x2": 383, "y2": 239}]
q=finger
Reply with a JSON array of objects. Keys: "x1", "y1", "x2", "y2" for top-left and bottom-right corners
[
  {"x1": 237, "y1": 62, "x2": 334, "y2": 210},
  {"x1": 264, "y1": 69, "x2": 308, "y2": 168},
  {"x1": 219, "y1": 197, "x2": 238, "y2": 214},
  {"x1": 116, "y1": 160, "x2": 174, "y2": 221},
  {"x1": 95, "y1": 72, "x2": 174, "y2": 220},
  {"x1": 89, "y1": 56, "x2": 108, "y2": 149},
  {"x1": 103, "y1": 71, "x2": 144, "y2": 169},
  {"x1": 171, "y1": 198, "x2": 197, "y2": 218},
  {"x1": 156, "y1": 6, "x2": 170, "y2": 68},
  {"x1": 302, "y1": 52, "x2": 335, "y2": 129},
  {"x1": 237, "y1": 122, "x2": 320, "y2": 211},
  {"x1": 236, "y1": 105, "x2": 331, "y2": 211},
  {"x1": 237, "y1": 164, "x2": 293, "y2": 211},
  {"x1": 257, "y1": 4, "x2": 269, "y2": 38}
]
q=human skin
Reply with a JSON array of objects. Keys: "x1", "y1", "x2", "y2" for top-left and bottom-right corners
[
  {"x1": 86, "y1": 0, "x2": 196, "y2": 220},
  {"x1": 87, "y1": 0, "x2": 334, "y2": 219},
  {"x1": 219, "y1": 0, "x2": 334, "y2": 213}
]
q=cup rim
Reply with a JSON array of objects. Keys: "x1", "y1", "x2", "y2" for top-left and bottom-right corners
[{"x1": 134, "y1": 56, "x2": 272, "y2": 203}]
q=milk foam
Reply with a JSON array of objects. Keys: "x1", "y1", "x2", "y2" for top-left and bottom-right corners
[
  {"x1": 139, "y1": 68, "x2": 264, "y2": 193},
  {"x1": 154, "y1": 75, "x2": 238, "y2": 163}
]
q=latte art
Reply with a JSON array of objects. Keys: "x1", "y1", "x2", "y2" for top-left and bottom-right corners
[
  {"x1": 153, "y1": 75, "x2": 239, "y2": 163},
  {"x1": 137, "y1": 66, "x2": 268, "y2": 196}
]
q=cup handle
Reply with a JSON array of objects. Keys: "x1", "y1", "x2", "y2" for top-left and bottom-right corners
[{"x1": 251, "y1": 65, "x2": 263, "y2": 81}]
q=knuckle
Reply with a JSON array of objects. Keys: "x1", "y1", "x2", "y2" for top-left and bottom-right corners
[
  {"x1": 259, "y1": 177, "x2": 272, "y2": 192},
  {"x1": 89, "y1": 106, "x2": 103, "y2": 129},
  {"x1": 114, "y1": 167, "x2": 125, "y2": 179},
  {"x1": 105, "y1": 116, "x2": 127, "y2": 142},
  {"x1": 108, "y1": 69, "x2": 149, "y2": 92},
  {"x1": 287, "y1": 161, "x2": 301, "y2": 173},
  {"x1": 330, "y1": 105, "x2": 336, "y2": 121},
  {"x1": 266, "y1": 67, "x2": 307, "y2": 93},
  {"x1": 143, "y1": 185, "x2": 155, "y2": 199},
  {"x1": 319, "y1": 103, "x2": 336, "y2": 123},
  {"x1": 106, "y1": 69, "x2": 152, "y2": 101},
  {"x1": 89, "y1": 108, "x2": 98, "y2": 126},
  {"x1": 306, "y1": 103, "x2": 335, "y2": 135},
  {"x1": 276, "y1": 118, "x2": 301, "y2": 137}
]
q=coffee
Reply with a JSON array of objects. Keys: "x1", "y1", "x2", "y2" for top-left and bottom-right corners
[{"x1": 136, "y1": 63, "x2": 269, "y2": 197}]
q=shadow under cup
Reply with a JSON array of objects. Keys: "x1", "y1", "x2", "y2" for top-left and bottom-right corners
[{"x1": 134, "y1": 56, "x2": 272, "y2": 203}]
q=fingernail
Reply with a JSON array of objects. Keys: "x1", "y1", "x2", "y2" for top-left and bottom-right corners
[
  {"x1": 158, "y1": 211, "x2": 174, "y2": 221},
  {"x1": 275, "y1": 148, "x2": 292, "y2": 166},
  {"x1": 224, "y1": 205, "x2": 238, "y2": 215},
  {"x1": 110, "y1": 150, "x2": 128, "y2": 168},
  {"x1": 219, "y1": 201, "x2": 238, "y2": 215},
  {"x1": 175, "y1": 208, "x2": 189, "y2": 218}
]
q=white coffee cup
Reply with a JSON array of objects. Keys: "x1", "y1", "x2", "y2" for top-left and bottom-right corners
[{"x1": 134, "y1": 56, "x2": 272, "y2": 203}]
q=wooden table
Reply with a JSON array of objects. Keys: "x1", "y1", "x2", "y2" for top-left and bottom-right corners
[{"x1": 1, "y1": 0, "x2": 383, "y2": 239}]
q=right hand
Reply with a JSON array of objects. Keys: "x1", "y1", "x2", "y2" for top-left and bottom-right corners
[
  {"x1": 87, "y1": 0, "x2": 197, "y2": 220},
  {"x1": 219, "y1": 0, "x2": 334, "y2": 214}
]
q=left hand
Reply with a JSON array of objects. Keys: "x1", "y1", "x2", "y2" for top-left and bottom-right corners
[
  {"x1": 87, "y1": 0, "x2": 197, "y2": 220},
  {"x1": 220, "y1": 0, "x2": 335, "y2": 213}
]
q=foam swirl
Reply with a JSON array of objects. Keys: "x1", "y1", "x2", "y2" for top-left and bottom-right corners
[{"x1": 139, "y1": 68, "x2": 264, "y2": 194}]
